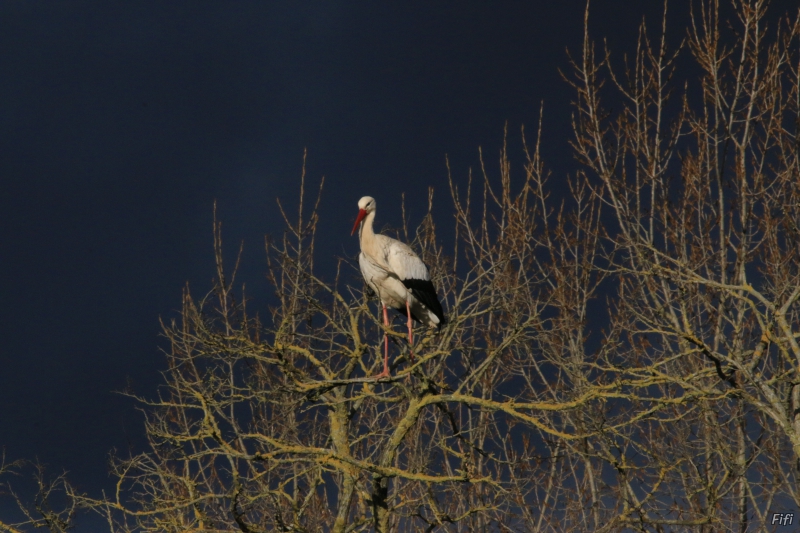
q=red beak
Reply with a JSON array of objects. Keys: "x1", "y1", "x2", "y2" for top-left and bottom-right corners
[{"x1": 351, "y1": 209, "x2": 367, "y2": 235}]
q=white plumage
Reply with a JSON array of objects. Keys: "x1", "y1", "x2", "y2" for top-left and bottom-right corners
[{"x1": 352, "y1": 196, "x2": 445, "y2": 378}]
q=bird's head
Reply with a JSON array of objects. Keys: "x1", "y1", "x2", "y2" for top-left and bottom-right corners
[{"x1": 352, "y1": 196, "x2": 376, "y2": 235}]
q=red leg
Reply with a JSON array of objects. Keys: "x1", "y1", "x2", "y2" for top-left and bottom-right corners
[
  {"x1": 406, "y1": 300, "x2": 414, "y2": 363},
  {"x1": 375, "y1": 303, "x2": 390, "y2": 379}
]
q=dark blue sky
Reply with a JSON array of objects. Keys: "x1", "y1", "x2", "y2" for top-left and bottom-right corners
[{"x1": 0, "y1": 0, "x2": 795, "y2": 508}]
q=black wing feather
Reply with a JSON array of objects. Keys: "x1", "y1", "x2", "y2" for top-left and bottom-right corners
[{"x1": 401, "y1": 279, "x2": 446, "y2": 328}]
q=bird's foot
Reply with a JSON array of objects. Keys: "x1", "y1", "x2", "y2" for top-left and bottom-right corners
[{"x1": 373, "y1": 368, "x2": 391, "y2": 380}]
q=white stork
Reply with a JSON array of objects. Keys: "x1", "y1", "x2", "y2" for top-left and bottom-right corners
[{"x1": 351, "y1": 195, "x2": 445, "y2": 378}]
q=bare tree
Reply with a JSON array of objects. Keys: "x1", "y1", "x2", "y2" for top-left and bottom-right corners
[
  {"x1": 565, "y1": 0, "x2": 800, "y2": 530},
  {"x1": 0, "y1": 453, "x2": 80, "y2": 533},
  {"x1": 2, "y1": 1, "x2": 799, "y2": 532}
]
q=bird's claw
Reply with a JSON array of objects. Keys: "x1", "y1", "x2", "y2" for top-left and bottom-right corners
[{"x1": 373, "y1": 369, "x2": 391, "y2": 380}]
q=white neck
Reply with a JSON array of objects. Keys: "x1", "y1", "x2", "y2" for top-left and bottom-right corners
[
  {"x1": 358, "y1": 211, "x2": 375, "y2": 242},
  {"x1": 359, "y1": 209, "x2": 378, "y2": 250}
]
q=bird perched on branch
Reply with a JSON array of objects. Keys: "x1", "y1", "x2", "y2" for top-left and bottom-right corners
[{"x1": 351, "y1": 195, "x2": 445, "y2": 379}]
